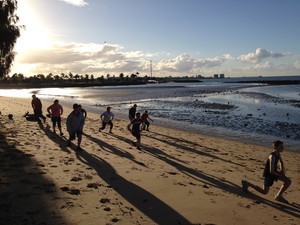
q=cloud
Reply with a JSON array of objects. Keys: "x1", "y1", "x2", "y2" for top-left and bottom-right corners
[
  {"x1": 237, "y1": 48, "x2": 290, "y2": 63},
  {"x1": 13, "y1": 42, "x2": 299, "y2": 77},
  {"x1": 294, "y1": 61, "x2": 300, "y2": 69},
  {"x1": 59, "y1": 0, "x2": 88, "y2": 7},
  {"x1": 16, "y1": 42, "x2": 151, "y2": 75},
  {"x1": 15, "y1": 43, "x2": 234, "y2": 76},
  {"x1": 156, "y1": 54, "x2": 231, "y2": 73}
]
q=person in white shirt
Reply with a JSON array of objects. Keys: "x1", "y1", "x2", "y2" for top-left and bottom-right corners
[{"x1": 99, "y1": 106, "x2": 114, "y2": 134}]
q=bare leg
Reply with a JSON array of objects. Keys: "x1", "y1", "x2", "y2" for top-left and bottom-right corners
[
  {"x1": 248, "y1": 182, "x2": 269, "y2": 194},
  {"x1": 242, "y1": 180, "x2": 269, "y2": 194},
  {"x1": 136, "y1": 137, "x2": 141, "y2": 149},
  {"x1": 77, "y1": 134, "x2": 82, "y2": 148},
  {"x1": 276, "y1": 176, "x2": 291, "y2": 196}
]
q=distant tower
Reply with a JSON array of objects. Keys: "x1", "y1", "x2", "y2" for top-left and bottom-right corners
[
  {"x1": 150, "y1": 60, "x2": 153, "y2": 78},
  {"x1": 220, "y1": 74, "x2": 225, "y2": 78},
  {"x1": 214, "y1": 74, "x2": 219, "y2": 78}
]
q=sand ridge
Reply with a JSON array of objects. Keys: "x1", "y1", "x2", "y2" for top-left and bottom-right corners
[{"x1": 0, "y1": 96, "x2": 299, "y2": 225}]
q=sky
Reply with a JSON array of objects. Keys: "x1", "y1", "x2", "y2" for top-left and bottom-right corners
[{"x1": 11, "y1": 0, "x2": 300, "y2": 78}]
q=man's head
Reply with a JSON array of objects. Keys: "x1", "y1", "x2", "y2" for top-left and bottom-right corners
[{"x1": 273, "y1": 140, "x2": 284, "y2": 152}]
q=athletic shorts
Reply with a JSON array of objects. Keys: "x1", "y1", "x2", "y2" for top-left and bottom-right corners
[
  {"x1": 132, "y1": 130, "x2": 141, "y2": 139},
  {"x1": 264, "y1": 176, "x2": 278, "y2": 187},
  {"x1": 51, "y1": 116, "x2": 61, "y2": 126},
  {"x1": 69, "y1": 130, "x2": 83, "y2": 140}
]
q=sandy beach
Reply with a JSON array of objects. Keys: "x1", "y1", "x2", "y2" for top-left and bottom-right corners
[{"x1": 0, "y1": 96, "x2": 299, "y2": 225}]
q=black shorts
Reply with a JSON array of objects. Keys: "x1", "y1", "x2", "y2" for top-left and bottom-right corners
[
  {"x1": 51, "y1": 116, "x2": 61, "y2": 126},
  {"x1": 132, "y1": 130, "x2": 141, "y2": 139},
  {"x1": 69, "y1": 130, "x2": 83, "y2": 140},
  {"x1": 264, "y1": 176, "x2": 278, "y2": 187}
]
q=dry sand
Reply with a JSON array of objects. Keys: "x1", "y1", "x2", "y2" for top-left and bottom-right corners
[{"x1": 0, "y1": 96, "x2": 299, "y2": 225}]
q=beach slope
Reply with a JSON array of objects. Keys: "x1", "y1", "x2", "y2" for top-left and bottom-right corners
[{"x1": 0, "y1": 96, "x2": 299, "y2": 225}]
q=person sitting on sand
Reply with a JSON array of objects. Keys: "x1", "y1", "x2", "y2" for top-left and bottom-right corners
[
  {"x1": 31, "y1": 94, "x2": 46, "y2": 124},
  {"x1": 127, "y1": 112, "x2": 143, "y2": 150},
  {"x1": 66, "y1": 104, "x2": 85, "y2": 151},
  {"x1": 47, "y1": 99, "x2": 64, "y2": 135},
  {"x1": 241, "y1": 140, "x2": 291, "y2": 202},
  {"x1": 129, "y1": 104, "x2": 137, "y2": 121},
  {"x1": 99, "y1": 106, "x2": 114, "y2": 134},
  {"x1": 141, "y1": 110, "x2": 153, "y2": 131}
]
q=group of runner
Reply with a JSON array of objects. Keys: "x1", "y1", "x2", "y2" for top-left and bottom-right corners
[
  {"x1": 31, "y1": 95, "x2": 291, "y2": 203},
  {"x1": 31, "y1": 95, "x2": 153, "y2": 151}
]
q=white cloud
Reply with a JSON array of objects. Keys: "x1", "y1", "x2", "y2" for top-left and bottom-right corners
[
  {"x1": 237, "y1": 48, "x2": 290, "y2": 64},
  {"x1": 12, "y1": 42, "x2": 300, "y2": 77},
  {"x1": 15, "y1": 42, "x2": 151, "y2": 76},
  {"x1": 59, "y1": 0, "x2": 88, "y2": 7},
  {"x1": 156, "y1": 54, "x2": 230, "y2": 74},
  {"x1": 294, "y1": 61, "x2": 300, "y2": 69}
]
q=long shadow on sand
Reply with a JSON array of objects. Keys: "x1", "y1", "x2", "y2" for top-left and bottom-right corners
[
  {"x1": 84, "y1": 133, "x2": 147, "y2": 167},
  {"x1": 72, "y1": 146, "x2": 192, "y2": 225},
  {"x1": 38, "y1": 123, "x2": 71, "y2": 154},
  {"x1": 143, "y1": 130, "x2": 244, "y2": 166},
  {"x1": 0, "y1": 121, "x2": 68, "y2": 225},
  {"x1": 111, "y1": 131, "x2": 300, "y2": 220},
  {"x1": 241, "y1": 191, "x2": 300, "y2": 218}
]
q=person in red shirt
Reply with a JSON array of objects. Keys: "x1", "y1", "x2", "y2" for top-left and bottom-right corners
[
  {"x1": 31, "y1": 95, "x2": 46, "y2": 124},
  {"x1": 47, "y1": 99, "x2": 64, "y2": 135},
  {"x1": 141, "y1": 110, "x2": 153, "y2": 131}
]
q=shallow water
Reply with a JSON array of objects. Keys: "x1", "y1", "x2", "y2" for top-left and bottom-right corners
[{"x1": 1, "y1": 80, "x2": 299, "y2": 151}]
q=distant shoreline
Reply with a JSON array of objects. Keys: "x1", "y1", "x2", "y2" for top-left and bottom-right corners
[{"x1": 1, "y1": 78, "x2": 300, "y2": 89}]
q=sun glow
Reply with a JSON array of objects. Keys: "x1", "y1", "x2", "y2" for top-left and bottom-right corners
[
  {"x1": 15, "y1": 1, "x2": 52, "y2": 53},
  {"x1": 11, "y1": 1, "x2": 54, "y2": 75}
]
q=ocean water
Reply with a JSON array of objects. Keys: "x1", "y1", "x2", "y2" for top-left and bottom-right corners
[{"x1": 1, "y1": 76, "x2": 299, "y2": 151}]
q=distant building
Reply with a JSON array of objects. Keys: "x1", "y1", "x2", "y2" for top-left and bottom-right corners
[
  {"x1": 214, "y1": 74, "x2": 219, "y2": 78},
  {"x1": 220, "y1": 74, "x2": 225, "y2": 78}
]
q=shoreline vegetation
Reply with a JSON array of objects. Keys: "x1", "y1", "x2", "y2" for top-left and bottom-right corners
[{"x1": 1, "y1": 74, "x2": 300, "y2": 89}]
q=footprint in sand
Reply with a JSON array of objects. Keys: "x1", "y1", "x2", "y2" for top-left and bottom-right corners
[
  {"x1": 61, "y1": 201, "x2": 75, "y2": 210},
  {"x1": 60, "y1": 187, "x2": 81, "y2": 195},
  {"x1": 70, "y1": 177, "x2": 82, "y2": 182}
]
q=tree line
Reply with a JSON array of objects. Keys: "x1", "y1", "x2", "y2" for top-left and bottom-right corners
[{"x1": 0, "y1": 72, "x2": 151, "y2": 88}]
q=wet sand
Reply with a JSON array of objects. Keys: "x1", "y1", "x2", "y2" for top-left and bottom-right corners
[{"x1": 0, "y1": 96, "x2": 299, "y2": 225}]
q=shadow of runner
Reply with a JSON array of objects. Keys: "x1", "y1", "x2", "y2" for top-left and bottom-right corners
[
  {"x1": 144, "y1": 130, "x2": 243, "y2": 166},
  {"x1": 84, "y1": 133, "x2": 147, "y2": 167},
  {"x1": 74, "y1": 148, "x2": 192, "y2": 225},
  {"x1": 39, "y1": 123, "x2": 71, "y2": 153},
  {"x1": 241, "y1": 191, "x2": 300, "y2": 218},
  {"x1": 0, "y1": 121, "x2": 69, "y2": 225}
]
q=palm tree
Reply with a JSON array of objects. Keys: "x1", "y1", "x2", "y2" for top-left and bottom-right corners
[{"x1": 0, "y1": 0, "x2": 22, "y2": 78}]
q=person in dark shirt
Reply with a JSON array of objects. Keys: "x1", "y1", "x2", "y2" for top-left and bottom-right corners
[
  {"x1": 31, "y1": 94, "x2": 46, "y2": 123},
  {"x1": 127, "y1": 112, "x2": 143, "y2": 150},
  {"x1": 66, "y1": 103, "x2": 85, "y2": 151},
  {"x1": 128, "y1": 104, "x2": 137, "y2": 121},
  {"x1": 241, "y1": 140, "x2": 291, "y2": 202}
]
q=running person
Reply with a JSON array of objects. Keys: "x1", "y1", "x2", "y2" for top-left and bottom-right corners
[
  {"x1": 241, "y1": 140, "x2": 291, "y2": 202},
  {"x1": 99, "y1": 106, "x2": 114, "y2": 134},
  {"x1": 129, "y1": 104, "x2": 137, "y2": 121},
  {"x1": 127, "y1": 112, "x2": 143, "y2": 150},
  {"x1": 47, "y1": 99, "x2": 64, "y2": 135},
  {"x1": 141, "y1": 110, "x2": 153, "y2": 131},
  {"x1": 31, "y1": 94, "x2": 46, "y2": 123},
  {"x1": 66, "y1": 104, "x2": 85, "y2": 151}
]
